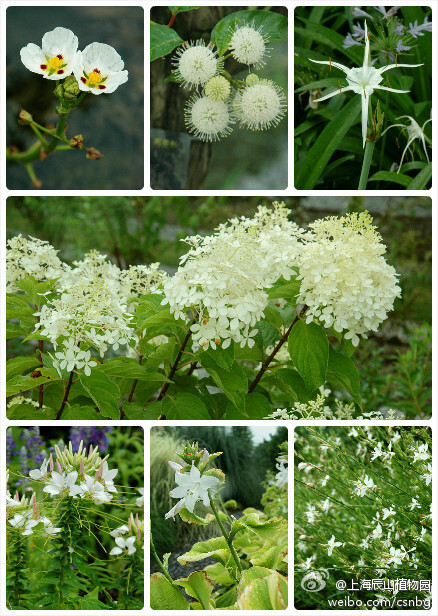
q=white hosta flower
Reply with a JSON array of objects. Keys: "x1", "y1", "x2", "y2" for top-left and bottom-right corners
[
  {"x1": 135, "y1": 488, "x2": 144, "y2": 507},
  {"x1": 309, "y1": 21, "x2": 422, "y2": 146},
  {"x1": 353, "y1": 474, "x2": 376, "y2": 497},
  {"x1": 20, "y1": 27, "x2": 78, "y2": 80},
  {"x1": 9, "y1": 511, "x2": 39, "y2": 536},
  {"x1": 110, "y1": 524, "x2": 130, "y2": 538},
  {"x1": 29, "y1": 458, "x2": 50, "y2": 481},
  {"x1": 185, "y1": 95, "x2": 233, "y2": 141},
  {"x1": 165, "y1": 463, "x2": 220, "y2": 519},
  {"x1": 326, "y1": 535, "x2": 342, "y2": 556},
  {"x1": 233, "y1": 79, "x2": 286, "y2": 130},
  {"x1": 229, "y1": 23, "x2": 270, "y2": 68},
  {"x1": 204, "y1": 76, "x2": 231, "y2": 102},
  {"x1": 6, "y1": 234, "x2": 64, "y2": 293},
  {"x1": 110, "y1": 535, "x2": 136, "y2": 556},
  {"x1": 382, "y1": 115, "x2": 432, "y2": 172},
  {"x1": 43, "y1": 471, "x2": 82, "y2": 498},
  {"x1": 297, "y1": 212, "x2": 401, "y2": 347},
  {"x1": 80, "y1": 475, "x2": 113, "y2": 504},
  {"x1": 73, "y1": 42, "x2": 128, "y2": 95},
  {"x1": 172, "y1": 40, "x2": 223, "y2": 88}
]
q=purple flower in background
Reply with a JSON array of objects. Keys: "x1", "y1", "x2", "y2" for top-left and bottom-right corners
[
  {"x1": 6, "y1": 431, "x2": 16, "y2": 465},
  {"x1": 69, "y1": 427, "x2": 113, "y2": 453}
]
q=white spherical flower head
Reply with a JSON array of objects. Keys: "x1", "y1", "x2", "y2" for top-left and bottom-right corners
[
  {"x1": 20, "y1": 27, "x2": 78, "y2": 80},
  {"x1": 172, "y1": 40, "x2": 223, "y2": 88},
  {"x1": 229, "y1": 23, "x2": 270, "y2": 68},
  {"x1": 234, "y1": 79, "x2": 286, "y2": 130},
  {"x1": 185, "y1": 95, "x2": 233, "y2": 142},
  {"x1": 73, "y1": 42, "x2": 128, "y2": 95},
  {"x1": 205, "y1": 76, "x2": 231, "y2": 101}
]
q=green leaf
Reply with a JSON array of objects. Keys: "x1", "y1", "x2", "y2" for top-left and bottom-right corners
[
  {"x1": 150, "y1": 24, "x2": 184, "y2": 62},
  {"x1": 211, "y1": 10, "x2": 287, "y2": 56},
  {"x1": 150, "y1": 573, "x2": 189, "y2": 611},
  {"x1": 198, "y1": 352, "x2": 247, "y2": 411},
  {"x1": 122, "y1": 401, "x2": 163, "y2": 419},
  {"x1": 161, "y1": 393, "x2": 210, "y2": 420},
  {"x1": 274, "y1": 368, "x2": 312, "y2": 403},
  {"x1": 7, "y1": 403, "x2": 56, "y2": 420},
  {"x1": 59, "y1": 405, "x2": 102, "y2": 420},
  {"x1": 6, "y1": 323, "x2": 28, "y2": 339},
  {"x1": 288, "y1": 320, "x2": 328, "y2": 391},
  {"x1": 237, "y1": 567, "x2": 288, "y2": 610},
  {"x1": 14, "y1": 276, "x2": 58, "y2": 307},
  {"x1": 177, "y1": 537, "x2": 230, "y2": 567},
  {"x1": 326, "y1": 348, "x2": 362, "y2": 409},
  {"x1": 175, "y1": 571, "x2": 214, "y2": 609},
  {"x1": 226, "y1": 392, "x2": 271, "y2": 420},
  {"x1": 367, "y1": 171, "x2": 411, "y2": 187},
  {"x1": 168, "y1": 6, "x2": 200, "y2": 14},
  {"x1": 408, "y1": 163, "x2": 432, "y2": 190},
  {"x1": 79, "y1": 370, "x2": 120, "y2": 419},
  {"x1": 179, "y1": 506, "x2": 214, "y2": 526},
  {"x1": 230, "y1": 512, "x2": 284, "y2": 541},
  {"x1": 6, "y1": 373, "x2": 59, "y2": 397},
  {"x1": 295, "y1": 96, "x2": 361, "y2": 189},
  {"x1": 267, "y1": 277, "x2": 301, "y2": 301},
  {"x1": 6, "y1": 356, "x2": 40, "y2": 380},
  {"x1": 100, "y1": 358, "x2": 170, "y2": 382},
  {"x1": 263, "y1": 306, "x2": 283, "y2": 330}
]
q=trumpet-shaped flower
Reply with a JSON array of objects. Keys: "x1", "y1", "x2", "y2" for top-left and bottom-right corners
[
  {"x1": 309, "y1": 21, "x2": 422, "y2": 146},
  {"x1": 20, "y1": 27, "x2": 78, "y2": 80},
  {"x1": 165, "y1": 463, "x2": 220, "y2": 519},
  {"x1": 382, "y1": 115, "x2": 432, "y2": 172},
  {"x1": 327, "y1": 535, "x2": 342, "y2": 556},
  {"x1": 110, "y1": 535, "x2": 136, "y2": 555},
  {"x1": 73, "y1": 42, "x2": 128, "y2": 95}
]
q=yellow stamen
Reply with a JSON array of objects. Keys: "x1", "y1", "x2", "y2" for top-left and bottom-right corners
[
  {"x1": 338, "y1": 80, "x2": 342, "y2": 93},
  {"x1": 386, "y1": 75, "x2": 391, "y2": 87},
  {"x1": 87, "y1": 71, "x2": 103, "y2": 85},
  {"x1": 329, "y1": 57, "x2": 332, "y2": 71},
  {"x1": 48, "y1": 56, "x2": 62, "y2": 70}
]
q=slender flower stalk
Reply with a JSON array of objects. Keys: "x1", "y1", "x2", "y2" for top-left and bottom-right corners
[{"x1": 208, "y1": 489, "x2": 242, "y2": 572}]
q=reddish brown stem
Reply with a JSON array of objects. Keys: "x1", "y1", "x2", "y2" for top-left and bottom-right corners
[
  {"x1": 35, "y1": 306, "x2": 44, "y2": 408},
  {"x1": 56, "y1": 371, "x2": 74, "y2": 419},
  {"x1": 127, "y1": 355, "x2": 144, "y2": 403},
  {"x1": 157, "y1": 319, "x2": 196, "y2": 402},
  {"x1": 167, "y1": 11, "x2": 177, "y2": 27}
]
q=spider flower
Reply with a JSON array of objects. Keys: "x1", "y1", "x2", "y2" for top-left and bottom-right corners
[
  {"x1": 309, "y1": 21, "x2": 422, "y2": 146},
  {"x1": 73, "y1": 42, "x2": 128, "y2": 95},
  {"x1": 382, "y1": 115, "x2": 432, "y2": 172},
  {"x1": 20, "y1": 27, "x2": 78, "y2": 80}
]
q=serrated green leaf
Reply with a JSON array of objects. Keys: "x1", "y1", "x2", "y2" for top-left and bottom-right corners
[
  {"x1": 6, "y1": 356, "x2": 40, "y2": 380},
  {"x1": 326, "y1": 347, "x2": 362, "y2": 408},
  {"x1": 162, "y1": 393, "x2": 210, "y2": 419},
  {"x1": 59, "y1": 405, "x2": 102, "y2": 420},
  {"x1": 177, "y1": 536, "x2": 230, "y2": 566},
  {"x1": 80, "y1": 370, "x2": 120, "y2": 419},
  {"x1": 198, "y1": 352, "x2": 247, "y2": 411},
  {"x1": 150, "y1": 24, "x2": 184, "y2": 62},
  {"x1": 288, "y1": 320, "x2": 328, "y2": 391},
  {"x1": 175, "y1": 571, "x2": 214, "y2": 609}
]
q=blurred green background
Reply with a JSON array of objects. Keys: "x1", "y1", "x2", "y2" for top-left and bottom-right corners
[
  {"x1": 6, "y1": 6, "x2": 144, "y2": 190},
  {"x1": 7, "y1": 194, "x2": 432, "y2": 414}
]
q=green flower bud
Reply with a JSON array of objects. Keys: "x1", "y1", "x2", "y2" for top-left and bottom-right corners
[
  {"x1": 69, "y1": 134, "x2": 83, "y2": 149},
  {"x1": 53, "y1": 83, "x2": 64, "y2": 99},
  {"x1": 245, "y1": 73, "x2": 259, "y2": 86},
  {"x1": 56, "y1": 104, "x2": 70, "y2": 118},
  {"x1": 18, "y1": 109, "x2": 33, "y2": 126}
]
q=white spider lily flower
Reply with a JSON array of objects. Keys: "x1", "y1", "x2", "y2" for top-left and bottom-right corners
[
  {"x1": 9, "y1": 511, "x2": 40, "y2": 536},
  {"x1": 43, "y1": 471, "x2": 82, "y2": 497},
  {"x1": 382, "y1": 115, "x2": 432, "y2": 172},
  {"x1": 73, "y1": 42, "x2": 128, "y2": 95},
  {"x1": 352, "y1": 8, "x2": 373, "y2": 19},
  {"x1": 326, "y1": 535, "x2": 342, "y2": 556},
  {"x1": 29, "y1": 458, "x2": 50, "y2": 480},
  {"x1": 165, "y1": 462, "x2": 220, "y2": 519},
  {"x1": 20, "y1": 27, "x2": 78, "y2": 80},
  {"x1": 79, "y1": 475, "x2": 113, "y2": 504},
  {"x1": 110, "y1": 535, "x2": 136, "y2": 556},
  {"x1": 309, "y1": 21, "x2": 422, "y2": 146}
]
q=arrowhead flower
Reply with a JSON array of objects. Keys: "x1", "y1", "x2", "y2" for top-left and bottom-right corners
[
  {"x1": 382, "y1": 115, "x2": 432, "y2": 172},
  {"x1": 309, "y1": 21, "x2": 422, "y2": 146},
  {"x1": 72, "y1": 42, "x2": 128, "y2": 95},
  {"x1": 20, "y1": 27, "x2": 78, "y2": 80}
]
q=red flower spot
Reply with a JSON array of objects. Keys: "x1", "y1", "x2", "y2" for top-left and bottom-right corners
[
  {"x1": 57, "y1": 54, "x2": 63, "y2": 60},
  {"x1": 98, "y1": 85, "x2": 106, "y2": 89},
  {"x1": 93, "y1": 68, "x2": 101, "y2": 74},
  {"x1": 57, "y1": 70, "x2": 64, "y2": 74},
  {"x1": 40, "y1": 64, "x2": 47, "y2": 70},
  {"x1": 80, "y1": 77, "x2": 87, "y2": 84}
]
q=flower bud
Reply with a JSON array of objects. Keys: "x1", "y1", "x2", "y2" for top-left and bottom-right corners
[
  {"x1": 49, "y1": 453, "x2": 54, "y2": 472},
  {"x1": 168, "y1": 461, "x2": 183, "y2": 472},
  {"x1": 85, "y1": 147, "x2": 103, "y2": 160},
  {"x1": 18, "y1": 109, "x2": 33, "y2": 126},
  {"x1": 69, "y1": 134, "x2": 83, "y2": 149},
  {"x1": 63, "y1": 76, "x2": 80, "y2": 98},
  {"x1": 246, "y1": 73, "x2": 259, "y2": 86},
  {"x1": 53, "y1": 83, "x2": 64, "y2": 99},
  {"x1": 56, "y1": 461, "x2": 63, "y2": 474},
  {"x1": 56, "y1": 104, "x2": 70, "y2": 118}
]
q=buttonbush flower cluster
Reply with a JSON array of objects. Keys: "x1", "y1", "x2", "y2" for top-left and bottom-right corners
[
  {"x1": 151, "y1": 440, "x2": 288, "y2": 610},
  {"x1": 157, "y1": 10, "x2": 287, "y2": 142},
  {"x1": 295, "y1": 427, "x2": 432, "y2": 610},
  {"x1": 6, "y1": 436, "x2": 144, "y2": 610},
  {"x1": 9, "y1": 26, "x2": 128, "y2": 187}
]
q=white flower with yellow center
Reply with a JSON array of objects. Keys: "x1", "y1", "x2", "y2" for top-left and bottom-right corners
[
  {"x1": 73, "y1": 42, "x2": 128, "y2": 95},
  {"x1": 382, "y1": 115, "x2": 432, "y2": 172},
  {"x1": 233, "y1": 79, "x2": 286, "y2": 130},
  {"x1": 229, "y1": 23, "x2": 270, "y2": 68},
  {"x1": 185, "y1": 95, "x2": 233, "y2": 141},
  {"x1": 20, "y1": 27, "x2": 78, "y2": 80},
  {"x1": 172, "y1": 40, "x2": 223, "y2": 88},
  {"x1": 309, "y1": 21, "x2": 422, "y2": 146}
]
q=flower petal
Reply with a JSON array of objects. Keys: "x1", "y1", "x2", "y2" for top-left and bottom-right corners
[{"x1": 309, "y1": 58, "x2": 350, "y2": 74}]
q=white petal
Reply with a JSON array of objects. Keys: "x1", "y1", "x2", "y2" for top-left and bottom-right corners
[
  {"x1": 110, "y1": 547, "x2": 123, "y2": 555},
  {"x1": 20, "y1": 43, "x2": 45, "y2": 75},
  {"x1": 361, "y1": 93, "x2": 369, "y2": 147},
  {"x1": 81, "y1": 42, "x2": 124, "y2": 73},
  {"x1": 41, "y1": 27, "x2": 78, "y2": 59}
]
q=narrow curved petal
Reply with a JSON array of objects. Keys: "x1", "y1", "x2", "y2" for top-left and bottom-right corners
[
  {"x1": 420, "y1": 135, "x2": 430, "y2": 163},
  {"x1": 374, "y1": 85, "x2": 410, "y2": 94},
  {"x1": 398, "y1": 136, "x2": 415, "y2": 172},
  {"x1": 361, "y1": 93, "x2": 369, "y2": 147},
  {"x1": 363, "y1": 21, "x2": 370, "y2": 68},
  {"x1": 309, "y1": 58, "x2": 350, "y2": 73},
  {"x1": 381, "y1": 123, "x2": 407, "y2": 136},
  {"x1": 379, "y1": 62, "x2": 423, "y2": 74},
  {"x1": 313, "y1": 85, "x2": 354, "y2": 103}
]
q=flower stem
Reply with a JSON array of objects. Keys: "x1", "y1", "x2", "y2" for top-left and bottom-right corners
[
  {"x1": 150, "y1": 533, "x2": 175, "y2": 586},
  {"x1": 56, "y1": 370, "x2": 75, "y2": 419},
  {"x1": 127, "y1": 355, "x2": 144, "y2": 403},
  {"x1": 157, "y1": 319, "x2": 196, "y2": 402},
  {"x1": 208, "y1": 489, "x2": 242, "y2": 573},
  {"x1": 248, "y1": 308, "x2": 306, "y2": 394},
  {"x1": 358, "y1": 140, "x2": 375, "y2": 189}
]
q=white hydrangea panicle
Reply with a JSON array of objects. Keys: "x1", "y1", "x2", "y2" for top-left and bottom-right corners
[
  {"x1": 162, "y1": 202, "x2": 306, "y2": 350},
  {"x1": 297, "y1": 212, "x2": 401, "y2": 347},
  {"x1": 228, "y1": 22, "x2": 271, "y2": 69},
  {"x1": 60, "y1": 250, "x2": 121, "y2": 292},
  {"x1": 119, "y1": 263, "x2": 168, "y2": 300},
  {"x1": 20, "y1": 27, "x2": 78, "y2": 80},
  {"x1": 185, "y1": 95, "x2": 234, "y2": 141},
  {"x1": 233, "y1": 79, "x2": 286, "y2": 130},
  {"x1": 6, "y1": 234, "x2": 65, "y2": 292},
  {"x1": 172, "y1": 40, "x2": 223, "y2": 89},
  {"x1": 72, "y1": 42, "x2": 128, "y2": 94}
]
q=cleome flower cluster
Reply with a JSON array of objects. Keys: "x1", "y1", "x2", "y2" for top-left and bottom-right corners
[
  {"x1": 20, "y1": 26, "x2": 128, "y2": 95},
  {"x1": 171, "y1": 22, "x2": 286, "y2": 141}
]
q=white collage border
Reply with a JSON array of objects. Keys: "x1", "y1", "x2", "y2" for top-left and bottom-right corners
[{"x1": 0, "y1": 0, "x2": 436, "y2": 615}]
